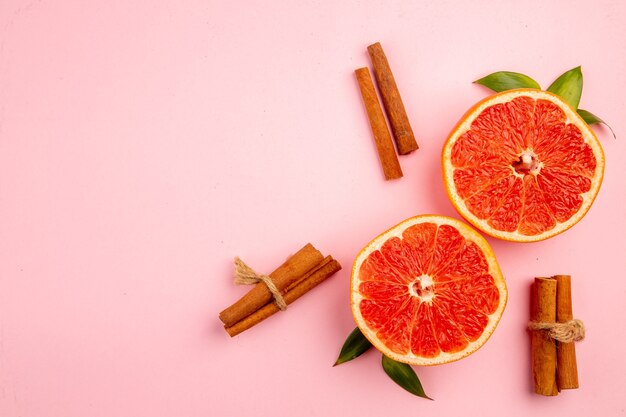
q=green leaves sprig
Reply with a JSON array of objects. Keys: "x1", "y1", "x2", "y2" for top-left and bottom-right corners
[
  {"x1": 334, "y1": 327, "x2": 432, "y2": 400},
  {"x1": 474, "y1": 66, "x2": 615, "y2": 138}
]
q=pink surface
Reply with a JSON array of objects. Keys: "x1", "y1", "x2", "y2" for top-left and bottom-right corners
[{"x1": 1, "y1": 1, "x2": 625, "y2": 416}]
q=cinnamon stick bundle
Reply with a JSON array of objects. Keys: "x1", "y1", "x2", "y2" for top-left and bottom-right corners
[
  {"x1": 225, "y1": 256, "x2": 341, "y2": 337},
  {"x1": 219, "y1": 243, "x2": 323, "y2": 328},
  {"x1": 355, "y1": 67, "x2": 403, "y2": 180},
  {"x1": 219, "y1": 244, "x2": 341, "y2": 336},
  {"x1": 530, "y1": 275, "x2": 582, "y2": 395},
  {"x1": 367, "y1": 42, "x2": 418, "y2": 155}
]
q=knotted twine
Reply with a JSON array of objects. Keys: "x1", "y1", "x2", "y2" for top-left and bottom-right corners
[
  {"x1": 233, "y1": 257, "x2": 287, "y2": 311},
  {"x1": 527, "y1": 319, "x2": 586, "y2": 343}
]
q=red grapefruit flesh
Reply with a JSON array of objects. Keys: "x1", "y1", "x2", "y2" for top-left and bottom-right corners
[
  {"x1": 442, "y1": 89, "x2": 604, "y2": 242},
  {"x1": 351, "y1": 215, "x2": 507, "y2": 365}
]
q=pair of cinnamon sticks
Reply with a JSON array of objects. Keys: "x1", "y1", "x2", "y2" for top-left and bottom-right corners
[
  {"x1": 530, "y1": 275, "x2": 581, "y2": 396},
  {"x1": 219, "y1": 243, "x2": 341, "y2": 337},
  {"x1": 355, "y1": 42, "x2": 418, "y2": 181}
]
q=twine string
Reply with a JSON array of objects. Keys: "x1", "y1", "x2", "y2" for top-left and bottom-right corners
[
  {"x1": 233, "y1": 257, "x2": 287, "y2": 311},
  {"x1": 528, "y1": 319, "x2": 585, "y2": 343}
]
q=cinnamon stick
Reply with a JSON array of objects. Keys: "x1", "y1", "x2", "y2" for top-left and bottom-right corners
[
  {"x1": 355, "y1": 67, "x2": 403, "y2": 180},
  {"x1": 531, "y1": 277, "x2": 558, "y2": 396},
  {"x1": 225, "y1": 256, "x2": 341, "y2": 337},
  {"x1": 555, "y1": 275, "x2": 579, "y2": 390},
  {"x1": 367, "y1": 42, "x2": 418, "y2": 155},
  {"x1": 219, "y1": 243, "x2": 323, "y2": 328}
]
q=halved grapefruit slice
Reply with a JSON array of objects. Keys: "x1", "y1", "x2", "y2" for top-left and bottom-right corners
[
  {"x1": 442, "y1": 89, "x2": 604, "y2": 242},
  {"x1": 351, "y1": 215, "x2": 507, "y2": 366}
]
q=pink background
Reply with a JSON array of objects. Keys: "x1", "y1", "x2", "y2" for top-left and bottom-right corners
[{"x1": 1, "y1": 1, "x2": 625, "y2": 416}]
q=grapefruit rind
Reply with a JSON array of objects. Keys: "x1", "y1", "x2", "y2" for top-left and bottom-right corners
[
  {"x1": 442, "y1": 89, "x2": 605, "y2": 242},
  {"x1": 350, "y1": 215, "x2": 508, "y2": 366}
]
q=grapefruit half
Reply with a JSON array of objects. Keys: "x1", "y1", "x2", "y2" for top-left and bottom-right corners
[
  {"x1": 351, "y1": 215, "x2": 507, "y2": 366},
  {"x1": 442, "y1": 89, "x2": 604, "y2": 242}
]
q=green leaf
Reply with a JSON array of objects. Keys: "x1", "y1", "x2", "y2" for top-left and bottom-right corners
[
  {"x1": 333, "y1": 327, "x2": 373, "y2": 366},
  {"x1": 578, "y1": 109, "x2": 616, "y2": 139},
  {"x1": 381, "y1": 355, "x2": 433, "y2": 400},
  {"x1": 547, "y1": 66, "x2": 583, "y2": 109},
  {"x1": 474, "y1": 71, "x2": 541, "y2": 92},
  {"x1": 578, "y1": 108, "x2": 606, "y2": 125}
]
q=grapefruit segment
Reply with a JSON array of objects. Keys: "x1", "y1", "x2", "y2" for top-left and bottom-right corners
[
  {"x1": 533, "y1": 98, "x2": 566, "y2": 134},
  {"x1": 351, "y1": 215, "x2": 507, "y2": 366},
  {"x1": 451, "y1": 131, "x2": 508, "y2": 168},
  {"x1": 430, "y1": 305, "x2": 468, "y2": 354},
  {"x1": 443, "y1": 89, "x2": 604, "y2": 242},
  {"x1": 518, "y1": 176, "x2": 556, "y2": 236},
  {"x1": 464, "y1": 175, "x2": 517, "y2": 219},
  {"x1": 487, "y1": 178, "x2": 524, "y2": 232},
  {"x1": 360, "y1": 297, "x2": 405, "y2": 334},
  {"x1": 537, "y1": 168, "x2": 588, "y2": 222},
  {"x1": 436, "y1": 241, "x2": 489, "y2": 280},
  {"x1": 401, "y1": 222, "x2": 437, "y2": 275},
  {"x1": 373, "y1": 298, "x2": 417, "y2": 355},
  {"x1": 380, "y1": 237, "x2": 419, "y2": 283},
  {"x1": 538, "y1": 125, "x2": 596, "y2": 177},
  {"x1": 411, "y1": 304, "x2": 439, "y2": 358},
  {"x1": 437, "y1": 274, "x2": 500, "y2": 315},
  {"x1": 359, "y1": 281, "x2": 408, "y2": 300},
  {"x1": 453, "y1": 166, "x2": 510, "y2": 199},
  {"x1": 428, "y1": 225, "x2": 464, "y2": 276},
  {"x1": 499, "y1": 96, "x2": 535, "y2": 153},
  {"x1": 438, "y1": 297, "x2": 489, "y2": 342},
  {"x1": 359, "y1": 250, "x2": 405, "y2": 285}
]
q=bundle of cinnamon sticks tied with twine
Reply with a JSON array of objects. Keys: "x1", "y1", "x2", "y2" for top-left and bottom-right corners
[
  {"x1": 529, "y1": 275, "x2": 585, "y2": 396},
  {"x1": 219, "y1": 243, "x2": 341, "y2": 336}
]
